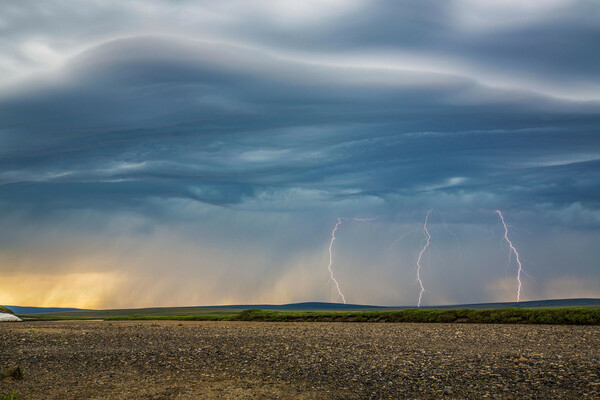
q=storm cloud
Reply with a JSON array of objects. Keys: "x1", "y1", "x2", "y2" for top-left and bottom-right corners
[{"x1": 1, "y1": 0, "x2": 599, "y2": 308}]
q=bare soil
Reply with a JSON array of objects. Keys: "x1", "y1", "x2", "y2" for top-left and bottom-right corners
[{"x1": 1, "y1": 321, "x2": 599, "y2": 399}]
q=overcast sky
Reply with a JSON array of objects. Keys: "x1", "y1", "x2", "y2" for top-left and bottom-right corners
[{"x1": 1, "y1": 0, "x2": 599, "y2": 308}]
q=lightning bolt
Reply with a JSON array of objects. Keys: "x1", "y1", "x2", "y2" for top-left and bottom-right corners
[
  {"x1": 326, "y1": 217, "x2": 376, "y2": 304},
  {"x1": 416, "y1": 209, "x2": 433, "y2": 307},
  {"x1": 327, "y1": 218, "x2": 346, "y2": 303},
  {"x1": 496, "y1": 210, "x2": 524, "y2": 302}
]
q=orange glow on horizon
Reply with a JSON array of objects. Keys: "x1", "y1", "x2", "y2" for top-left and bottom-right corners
[{"x1": 0, "y1": 272, "x2": 123, "y2": 309}]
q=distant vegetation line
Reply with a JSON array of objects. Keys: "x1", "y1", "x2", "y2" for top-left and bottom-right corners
[
  {"x1": 9, "y1": 298, "x2": 600, "y2": 316},
  {"x1": 26, "y1": 308, "x2": 600, "y2": 325}
]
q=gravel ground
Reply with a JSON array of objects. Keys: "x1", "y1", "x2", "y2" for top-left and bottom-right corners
[{"x1": 1, "y1": 321, "x2": 599, "y2": 399}]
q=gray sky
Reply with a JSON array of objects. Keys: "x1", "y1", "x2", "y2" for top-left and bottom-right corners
[{"x1": 1, "y1": 0, "x2": 599, "y2": 308}]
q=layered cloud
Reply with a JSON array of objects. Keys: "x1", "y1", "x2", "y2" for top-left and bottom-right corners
[{"x1": 0, "y1": 1, "x2": 598, "y2": 307}]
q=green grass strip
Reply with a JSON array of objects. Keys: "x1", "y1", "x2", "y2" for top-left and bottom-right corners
[{"x1": 99, "y1": 307, "x2": 600, "y2": 325}]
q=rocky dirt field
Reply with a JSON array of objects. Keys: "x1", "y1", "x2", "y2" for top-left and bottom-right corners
[{"x1": 1, "y1": 321, "x2": 599, "y2": 399}]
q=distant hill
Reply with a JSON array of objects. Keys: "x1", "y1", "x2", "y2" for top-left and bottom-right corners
[
  {"x1": 6, "y1": 306, "x2": 88, "y2": 315},
  {"x1": 198, "y1": 299, "x2": 600, "y2": 310},
  {"x1": 10, "y1": 298, "x2": 600, "y2": 317},
  {"x1": 417, "y1": 298, "x2": 600, "y2": 310},
  {"x1": 193, "y1": 302, "x2": 385, "y2": 311}
]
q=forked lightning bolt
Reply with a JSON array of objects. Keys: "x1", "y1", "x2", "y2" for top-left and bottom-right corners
[
  {"x1": 328, "y1": 218, "x2": 346, "y2": 304},
  {"x1": 496, "y1": 210, "x2": 524, "y2": 302},
  {"x1": 416, "y1": 209, "x2": 433, "y2": 307},
  {"x1": 326, "y1": 217, "x2": 376, "y2": 304}
]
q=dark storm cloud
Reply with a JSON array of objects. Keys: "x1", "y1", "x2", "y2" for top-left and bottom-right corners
[
  {"x1": 1, "y1": 36, "x2": 599, "y2": 219},
  {"x1": 0, "y1": 1, "x2": 599, "y2": 306},
  {"x1": 258, "y1": 0, "x2": 600, "y2": 83},
  {"x1": 1, "y1": 1, "x2": 599, "y2": 98}
]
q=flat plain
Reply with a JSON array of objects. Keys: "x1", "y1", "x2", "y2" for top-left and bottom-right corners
[{"x1": 1, "y1": 321, "x2": 599, "y2": 399}]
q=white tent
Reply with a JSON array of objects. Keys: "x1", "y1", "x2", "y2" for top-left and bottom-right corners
[{"x1": 0, "y1": 313, "x2": 21, "y2": 322}]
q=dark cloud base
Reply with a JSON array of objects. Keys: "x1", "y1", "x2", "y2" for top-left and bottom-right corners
[{"x1": 1, "y1": 1, "x2": 599, "y2": 306}]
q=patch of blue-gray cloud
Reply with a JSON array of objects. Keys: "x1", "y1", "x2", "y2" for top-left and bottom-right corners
[
  {"x1": 1, "y1": 1, "x2": 599, "y2": 99},
  {"x1": 1, "y1": 36, "x2": 598, "y2": 217}
]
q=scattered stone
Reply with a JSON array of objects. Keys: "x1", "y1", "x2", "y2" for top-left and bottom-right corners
[{"x1": 0, "y1": 321, "x2": 598, "y2": 399}]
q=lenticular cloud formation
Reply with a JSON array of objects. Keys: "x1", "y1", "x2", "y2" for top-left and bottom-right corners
[{"x1": 0, "y1": 1, "x2": 599, "y2": 308}]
